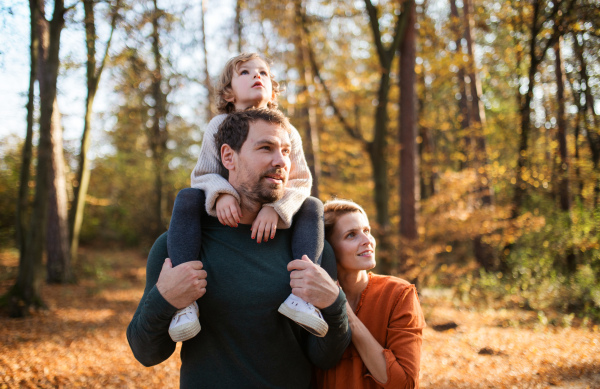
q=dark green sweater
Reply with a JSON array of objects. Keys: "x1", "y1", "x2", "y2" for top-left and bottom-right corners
[{"x1": 127, "y1": 214, "x2": 351, "y2": 389}]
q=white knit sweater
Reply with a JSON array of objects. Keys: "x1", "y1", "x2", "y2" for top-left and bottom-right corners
[{"x1": 190, "y1": 114, "x2": 312, "y2": 229}]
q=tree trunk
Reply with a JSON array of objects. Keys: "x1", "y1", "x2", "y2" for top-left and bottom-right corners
[
  {"x1": 512, "y1": 0, "x2": 541, "y2": 219},
  {"x1": 462, "y1": 0, "x2": 495, "y2": 270},
  {"x1": 9, "y1": 0, "x2": 66, "y2": 316},
  {"x1": 235, "y1": 0, "x2": 243, "y2": 53},
  {"x1": 574, "y1": 35, "x2": 600, "y2": 205},
  {"x1": 70, "y1": 0, "x2": 118, "y2": 262},
  {"x1": 46, "y1": 97, "x2": 72, "y2": 283},
  {"x1": 16, "y1": 0, "x2": 39, "y2": 256},
  {"x1": 554, "y1": 37, "x2": 576, "y2": 273},
  {"x1": 417, "y1": 59, "x2": 437, "y2": 199},
  {"x1": 555, "y1": 38, "x2": 570, "y2": 212},
  {"x1": 150, "y1": 0, "x2": 167, "y2": 236},
  {"x1": 449, "y1": 0, "x2": 472, "y2": 165},
  {"x1": 399, "y1": 0, "x2": 418, "y2": 243},
  {"x1": 200, "y1": 0, "x2": 213, "y2": 120},
  {"x1": 294, "y1": 0, "x2": 321, "y2": 197}
]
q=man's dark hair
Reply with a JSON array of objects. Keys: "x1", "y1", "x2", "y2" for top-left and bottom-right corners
[{"x1": 215, "y1": 108, "x2": 291, "y2": 166}]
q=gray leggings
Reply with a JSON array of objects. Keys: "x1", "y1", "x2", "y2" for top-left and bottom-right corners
[{"x1": 167, "y1": 188, "x2": 324, "y2": 267}]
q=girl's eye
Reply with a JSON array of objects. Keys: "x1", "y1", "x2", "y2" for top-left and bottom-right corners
[
  {"x1": 260, "y1": 71, "x2": 268, "y2": 76},
  {"x1": 240, "y1": 70, "x2": 249, "y2": 75}
]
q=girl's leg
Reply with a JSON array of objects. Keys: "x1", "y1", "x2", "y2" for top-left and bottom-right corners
[
  {"x1": 291, "y1": 196, "x2": 324, "y2": 266},
  {"x1": 167, "y1": 188, "x2": 206, "y2": 267},
  {"x1": 280, "y1": 197, "x2": 328, "y2": 337}
]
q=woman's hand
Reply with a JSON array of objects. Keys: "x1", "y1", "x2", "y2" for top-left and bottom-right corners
[
  {"x1": 251, "y1": 206, "x2": 280, "y2": 243},
  {"x1": 288, "y1": 255, "x2": 339, "y2": 309},
  {"x1": 216, "y1": 193, "x2": 242, "y2": 227}
]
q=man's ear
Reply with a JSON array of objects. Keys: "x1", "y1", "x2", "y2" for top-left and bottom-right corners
[{"x1": 221, "y1": 144, "x2": 236, "y2": 170}]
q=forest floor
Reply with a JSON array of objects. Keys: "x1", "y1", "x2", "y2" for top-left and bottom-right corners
[{"x1": 1, "y1": 248, "x2": 599, "y2": 389}]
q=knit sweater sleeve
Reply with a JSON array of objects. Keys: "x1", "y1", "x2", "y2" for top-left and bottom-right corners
[
  {"x1": 304, "y1": 242, "x2": 352, "y2": 369},
  {"x1": 366, "y1": 285, "x2": 425, "y2": 389},
  {"x1": 190, "y1": 114, "x2": 240, "y2": 217},
  {"x1": 126, "y1": 233, "x2": 178, "y2": 367},
  {"x1": 262, "y1": 122, "x2": 312, "y2": 228}
]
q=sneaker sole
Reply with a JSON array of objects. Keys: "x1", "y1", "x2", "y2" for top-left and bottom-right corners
[
  {"x1": 169, "y1": 320, "x2": 201, "y2": 342},
  {"x1": 278, "y1": 303, "x2": 329, "y2": 337}
]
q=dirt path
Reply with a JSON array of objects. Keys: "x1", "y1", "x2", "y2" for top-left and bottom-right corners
[{"x1": 1, "y1": 249, "x2": 599, "y2": 388}]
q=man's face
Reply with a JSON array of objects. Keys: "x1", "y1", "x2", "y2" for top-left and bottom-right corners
[{"x1": 229, "y1": 120, "x2": 291, "y2": 205}]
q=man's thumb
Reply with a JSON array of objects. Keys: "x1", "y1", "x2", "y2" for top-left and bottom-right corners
[{"x1": 163, "y1": 257, "x2": 173, "y2": 269}]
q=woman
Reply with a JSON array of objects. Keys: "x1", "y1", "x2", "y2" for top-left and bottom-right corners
[{"x1": 315, "y1": 199, "x2": 425, "y2": 389}]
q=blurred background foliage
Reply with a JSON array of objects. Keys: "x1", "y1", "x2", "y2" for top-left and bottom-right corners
[{"x1": 0, "y1": 0, "x2": 599, "y2": 320}]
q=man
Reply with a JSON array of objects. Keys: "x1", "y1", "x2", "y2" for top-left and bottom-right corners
[{"x1": 127, "y1": 108, "x2": 351, "y2": 388}]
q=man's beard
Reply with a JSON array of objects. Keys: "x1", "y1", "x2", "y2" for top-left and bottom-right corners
[{"x1": 238, "y1": 168, "x2": 286, "y2": 205}]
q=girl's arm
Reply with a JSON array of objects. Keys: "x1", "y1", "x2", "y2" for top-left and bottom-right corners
[
  {"x1": 262, "y1": 123, "x2": 312, "y2": 228},
  {"x1": 190, "y1": 114, "x2": 240, "y2": 216},
  {"x1": 351, "y1": 285, "x2": 424, "y2": 389}
]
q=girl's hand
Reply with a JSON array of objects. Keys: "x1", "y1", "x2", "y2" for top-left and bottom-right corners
[
  {"x1": 251, "y1": 206, "x2": 280, "y2": 243},
  {"x1": 216, "y1": 194, "x2": 242, "y2": 227}
]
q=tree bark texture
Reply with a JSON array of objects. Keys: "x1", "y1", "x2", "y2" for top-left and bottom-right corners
[
  {"x1": 11, "y1": 0, "x2": 66, "y2": 315},
  {"x1": 150, "y1": 0, "x2": 168, "y2": 236},
  {"x1": 294, "y1": 0, "x2": 321, "y2": 197},
  {"x1": 46, "y1": 98, "x2": 72, "y2": 283},
  {"x1": 554, "y1": 38, "x2": 570, "y2": 212},
  {"x1": 399, "y1": 0, "x2": 418, "y2": 242},
  {"x1": 16, "y1": 0, "x2": 39, "y2": 257}
]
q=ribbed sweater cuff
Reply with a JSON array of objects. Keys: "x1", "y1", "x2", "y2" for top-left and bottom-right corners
[
  {"x1": 320, "y1": 287, "x2": 347, "y2": 324},
  {"x1": 144, "y1": 285, "x2": 179, "y2": 321}
]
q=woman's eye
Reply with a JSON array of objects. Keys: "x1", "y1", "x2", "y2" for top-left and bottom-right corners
[{"x1": 346, "y1": 232, "x2": 355, "y2": 239}]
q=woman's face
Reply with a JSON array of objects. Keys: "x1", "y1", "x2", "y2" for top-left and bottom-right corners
[{"x1": 329, "y1": 211, "x2": 377, "y2": 274}]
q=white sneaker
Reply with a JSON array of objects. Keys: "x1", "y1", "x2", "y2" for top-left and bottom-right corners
[
  {"x1": 169, "y1": 301, "x2": 201, "y2": 342},
  {"x1": 278, "y1": 294, "x2": 329, "y2": 337}
]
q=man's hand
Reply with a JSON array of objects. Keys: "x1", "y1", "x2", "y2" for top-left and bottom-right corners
[
  {"x1": 288, "y1": 255, "x2": 339, "y2": 309},
  {"x1": 216, "y1": 193, "x2": 242, "y2": 227},
  {"x1": 156, "y1": 258, "x2": 207, "y2": 309},
  {"x1": 251, "y1": 206, "x2": 280, "y2": 243}
]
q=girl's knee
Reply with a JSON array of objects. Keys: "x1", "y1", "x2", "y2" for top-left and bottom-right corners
[
  {"x1": 175, "y1": 188, "x2": 205, "y2": 211},
  {"x1": 301, "y1": 196, "x2": 324, "y2": 217}
]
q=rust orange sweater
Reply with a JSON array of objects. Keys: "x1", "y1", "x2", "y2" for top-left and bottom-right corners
[{"x1": 315, "y1": 273, "x2": 425, "y2": 389}]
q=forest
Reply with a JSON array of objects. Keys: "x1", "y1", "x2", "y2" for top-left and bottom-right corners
[{"x1": 0, "y1": 0, "x2": 599, "y2": 387}]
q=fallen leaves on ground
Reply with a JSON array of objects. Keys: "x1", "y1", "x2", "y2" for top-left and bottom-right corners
[{"x1": 1, "y1": 249, "x2": 599, "y2": 388}]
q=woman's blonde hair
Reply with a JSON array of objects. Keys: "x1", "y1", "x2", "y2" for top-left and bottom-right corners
[
  {"x1": 323, "y1": 199, "x2": 367, "y2": 240},
  {"x1": 215, "y1": 53, "x2": 282, "y2": 114}
]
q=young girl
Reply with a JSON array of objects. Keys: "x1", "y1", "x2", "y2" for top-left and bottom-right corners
[{"x1": 166, "y1": 53, "x2": 327, "y2": 342}]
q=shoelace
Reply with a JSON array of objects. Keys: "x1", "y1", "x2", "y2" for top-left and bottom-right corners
[
  {"x1": 303, "y1": 301, "x2": 324, "y2": 319},
  {"x1": 172, "y1": 305, "x2": 196, "y2": 325}
]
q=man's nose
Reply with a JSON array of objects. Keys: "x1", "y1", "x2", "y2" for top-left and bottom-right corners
[{"x1": 272, "y1": 150, "x2": 288, "y2": 167}]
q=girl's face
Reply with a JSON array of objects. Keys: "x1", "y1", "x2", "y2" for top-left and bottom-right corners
[
  {"x1": 329, "y1": 211, "x2": 376, "y2": 275},
  {"x1": 227, "y1": 58, "x2": 274, "y2": 111}
]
